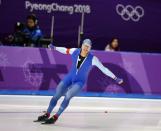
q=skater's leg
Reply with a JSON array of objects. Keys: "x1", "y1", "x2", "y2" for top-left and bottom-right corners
[
  {"x1": 34, "y1": 81, "x2": 68, "y2": 122},
  {"x1": 55, "y1": 83, "x2": 82, "y2": 117},
  {"x1": 42, "y1": 83, "x2": 82, "y2": 124},
  {"x1": 47, "y1": 81, "x2": 68, "y2": 114}
]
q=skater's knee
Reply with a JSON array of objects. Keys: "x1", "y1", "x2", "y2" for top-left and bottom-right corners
[
  {"x1": 64, "y1": 94, "x2": 72, "y2": 101},
  {"x1": 53, "y1": 92, "x2": 62, "y2": 100}
]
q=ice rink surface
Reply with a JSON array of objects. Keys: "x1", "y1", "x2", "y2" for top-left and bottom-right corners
[{"x1": 0, "y1": 95, "x2": 161, "y2": 131}]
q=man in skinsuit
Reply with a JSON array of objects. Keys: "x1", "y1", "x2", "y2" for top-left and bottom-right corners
[{"x1": 34, "y1": 39, "x2": 123, "y2": 124}]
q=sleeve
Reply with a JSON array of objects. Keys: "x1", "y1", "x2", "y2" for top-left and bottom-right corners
[
  {"x1": 92, "y1": 56, "x2": 116, "y2": 79},
  {"x1": 55, "y1": 47, "x2": 77, "y2": 54},
  {"x1": 105, "y1": 44, "x2": 110, "y2": 51}
]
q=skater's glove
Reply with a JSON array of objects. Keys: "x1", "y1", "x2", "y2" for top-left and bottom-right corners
[
  {"x1": 48, "y1": 43, "x2": 55, "y2": 50},
  {"x1": 114, "y1": 77, "x2": 123, "y2": 84}
]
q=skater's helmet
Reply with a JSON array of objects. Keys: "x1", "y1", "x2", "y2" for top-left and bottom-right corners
[{"x1": 82, "y1": 39, "x2": 92, "y2": 47}]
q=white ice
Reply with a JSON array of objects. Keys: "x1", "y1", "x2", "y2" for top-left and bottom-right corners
[{"x1": 0, "y1": 95, "x2": 161, "y2": 131}]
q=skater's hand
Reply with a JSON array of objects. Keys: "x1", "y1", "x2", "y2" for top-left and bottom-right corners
[
  {"x1": 48, "y1": 43, "x2": 55, "y2": 50},
  {"x1": 115, "y1": 77, "x2": 123, "y2": 84}
]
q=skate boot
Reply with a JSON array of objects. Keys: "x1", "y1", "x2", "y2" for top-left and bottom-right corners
[
  {"x1": 42, "y1": 115, "x2": 58, "y2": 124},
  {"x1": 34, "y1": 113, "x2": 50, "y2": 122}
]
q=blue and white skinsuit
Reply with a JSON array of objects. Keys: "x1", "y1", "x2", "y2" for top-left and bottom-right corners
[{"x1": 47, "y1": 47, "x2": 117, "y2": 117}]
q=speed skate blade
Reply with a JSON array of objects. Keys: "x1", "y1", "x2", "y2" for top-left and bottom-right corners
[{"x1": 33, "y1": 120, "x2": 42, "y2": 122}]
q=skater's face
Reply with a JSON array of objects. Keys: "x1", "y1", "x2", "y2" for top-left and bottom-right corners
[{"x1": 81, "y1": 43, "x2": 91, "y2": 55}]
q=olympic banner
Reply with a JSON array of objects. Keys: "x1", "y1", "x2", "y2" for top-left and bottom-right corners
[
  {"x1": 0, "y1": 0, "x2": 161, "y2": 52},
  {"x1": 0, "y1": 46, "x2": 161, "y2": 96}
]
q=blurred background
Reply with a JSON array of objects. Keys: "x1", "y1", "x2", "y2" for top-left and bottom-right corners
[{"x1": 0, "y1": 0, "x2": 161, "y2": 53}]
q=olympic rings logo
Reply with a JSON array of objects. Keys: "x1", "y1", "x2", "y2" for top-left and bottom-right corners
[{"x1": 116, "y1": 4, "x2": 144, "y2": 22}]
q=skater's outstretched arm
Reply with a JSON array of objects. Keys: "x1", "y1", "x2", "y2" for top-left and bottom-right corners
[
  {"x1": 48, "y1": 43, "x2": 77, "y2": 55},
  {"x1": 92, "y1": 56, "x2": 123, "y2": 84},
  {"x1": 55, "y1": 47, "x2": 76, "y2": 54},
  {"x1": 92, "y1": 56, "x2": 116, "y2": 79}
]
